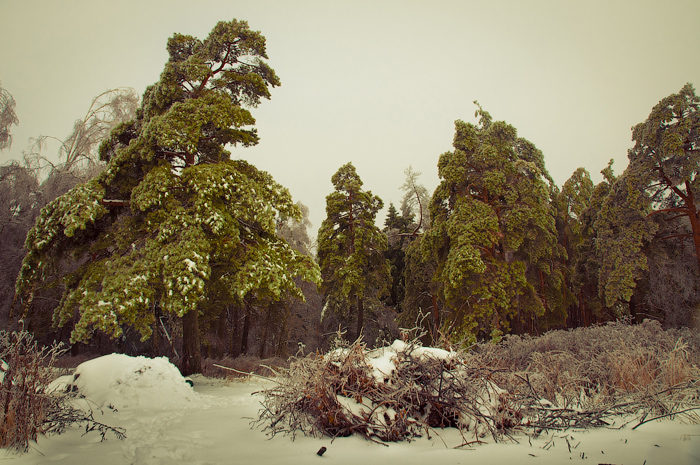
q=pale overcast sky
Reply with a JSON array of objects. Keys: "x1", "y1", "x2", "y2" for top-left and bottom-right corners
[{"x1": 2, "y1": 0, "x2": 699, "y2": 233}]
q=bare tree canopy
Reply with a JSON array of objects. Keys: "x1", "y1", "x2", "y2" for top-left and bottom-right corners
[
  {"x1": 0, "y1": 82, "x2": 19, "y2": 151},
  {"x1": 21, "y1": 88, "x2": 139, "y2": 177}
]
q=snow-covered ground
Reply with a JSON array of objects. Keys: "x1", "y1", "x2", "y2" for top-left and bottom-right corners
[{"x1": 4, "y1": 353, "x2": 700, "y2": 464}]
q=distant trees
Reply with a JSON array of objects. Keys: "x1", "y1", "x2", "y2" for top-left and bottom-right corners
[
  {"x1": 0, "y1": 81, "x2": 19, "y2": 151},
  {"x1": 400, "y1": 165, "x2": 430, "y2": 233},
  {"x1": 14, "y1": 19, "x2": 319, "y2": 375},
  {"x1": 383, "y1": 167, "x2": 430, "y2": 321},
  {"x1": 318, "y1": 163, "x2": 390, "y2": 342},
  {"x1": 0, "y1": 163, "x2": 41, "y2": 329},
  {"x1": 554, "y1": 164, "x2": 613, "y2": 328},
  {"x1": 58, "y1": 88, "x2": 139, "y2": 175}
]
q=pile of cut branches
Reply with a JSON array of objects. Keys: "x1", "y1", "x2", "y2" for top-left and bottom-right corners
[
  {"x1": 256, "y1": 321, "x2": 700, "y2": 444},
  {"x1": 257, "y1": 338, "x2": 528, "y2": 444}
]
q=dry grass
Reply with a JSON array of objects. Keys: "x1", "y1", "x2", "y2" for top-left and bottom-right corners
[{"x1": 473, "y1": 319, "x2": 700, "y2": 407}]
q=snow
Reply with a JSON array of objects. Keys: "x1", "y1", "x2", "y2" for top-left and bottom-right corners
[
  {"x1": 361, "y1": 340, "x2": 456, "y2": 384},
  {"x1": 4, "y1": 353, "x2": 700, "y2": 464},
  {"x1": 183, "y1": 258, "x2": 197, "y2": 273},
  {"x1": 0, "y1": 359, "x2": 8, "y2": 383},
  {"x1": 49, "y1": 354, "x2": 199, "y2": 411}
]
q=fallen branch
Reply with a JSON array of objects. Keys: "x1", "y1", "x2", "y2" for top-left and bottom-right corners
[
  {"x1": 632, "y1": 406, "x2": 700, "y2": 430},
  {"x1": 212, "y1": 363, "x2": 277, "y2": 383}
]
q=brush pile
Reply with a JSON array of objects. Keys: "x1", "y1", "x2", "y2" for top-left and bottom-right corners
[{"x1": 256, "y1": 320, "x2": 700, "y2": 444}]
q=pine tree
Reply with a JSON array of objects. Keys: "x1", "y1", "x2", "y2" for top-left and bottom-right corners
[
  {"x1": 15, "y1": 19, "x2": 320, "y2": 375},
  {"x1": 384, "y1": 203, "x2": 403, "y2": 231},
  {"x1": 596, "y1": 84, "x2": 700, "y2": 326},
  {"x1": 423, "y1": 103, "x2": 565, "y2": 343},
  {"x1": 317, "y1": 163, "x2": 390, "y2": 341},
  {"x1": 553, "y1": 167, "x2": 594, "y2": 328}
]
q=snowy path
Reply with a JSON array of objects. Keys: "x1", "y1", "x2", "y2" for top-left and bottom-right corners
[{"x1": 5, "y1": 377, "x2": 700, "y2": 464}]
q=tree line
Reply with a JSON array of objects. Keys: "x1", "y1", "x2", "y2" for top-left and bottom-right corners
[{"x1": 1, "y1": 19, "x2": 698, "y2": 375}]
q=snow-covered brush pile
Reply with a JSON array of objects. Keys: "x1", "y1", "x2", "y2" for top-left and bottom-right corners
[
  {"x1": 256, "y1": 321, "x2": 700, "y2": 445},
  {"x1": 256, "y1": 338, "x2": 524, "y2": 444}
]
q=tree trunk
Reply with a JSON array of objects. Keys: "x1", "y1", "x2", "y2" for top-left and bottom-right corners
[
  {"x1": 180, "y1": 308, "x2": 201, "y2": 376},
  {"x1": 684, "y1": 184, "x2": 700, "y2": 272},
  {"x1": 355, "y1": 295, "x2": 364, "y2": 342},
  {"x1": 277, "y1": 308, "x2": 289, "y2": 357},
  {"x1": 259, "y1": 305, "x2": 273, "y2": 359},
  {"x1": 230, "y1": 305, "x2": 240, "y2": 357},
  {"x1": 431, "y1": 293, "x2": 440, "y2": 334},
  {"x1": 629, "y1": 293, "x2": 642, "y2": 325},
  {"x1": 152, "y1": 304, "x2": 161, "y2": 357},
  {"x1": 240, "y1": 302, "x2": 251, "y2": 355}
]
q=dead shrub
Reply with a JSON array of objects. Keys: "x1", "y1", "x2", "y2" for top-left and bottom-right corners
[{"x1": 0, "y1": 328, "x2": 125, "y2": 453}]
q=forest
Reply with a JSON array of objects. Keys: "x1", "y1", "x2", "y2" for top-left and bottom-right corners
[{"x1": 1, "y1": 18, "x2": 699, "y2": 378}]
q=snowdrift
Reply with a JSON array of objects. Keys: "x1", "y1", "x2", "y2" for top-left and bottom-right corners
[{"x1": 52, "y1": 354, "x2": 198, "y2": 410}]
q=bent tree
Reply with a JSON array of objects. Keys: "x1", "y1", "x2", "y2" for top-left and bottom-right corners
[
  {"x1": 424, "y1": 103, "x2": 565, "y2": 343},
  {"x1": 15, "y1": 19, "x2": 319, "y2": 375},
  {"x1": 597, "y1": 83, "x2": 700, "y2": 307}
]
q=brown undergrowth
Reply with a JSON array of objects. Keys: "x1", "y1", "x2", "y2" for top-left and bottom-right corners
[{"x1": 256, "y1": 320, "x2": 700, "y2": 445}]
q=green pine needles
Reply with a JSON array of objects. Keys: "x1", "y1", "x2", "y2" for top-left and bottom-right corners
[
  {"x1": 318, "y1": 163, "x2": 390, "y2": 341},
  {"x1": 15, "y1": 19, "x2": 319, "y2": 357},
  {"x1": 424, "y1": 103, "x2": 566, "y2": 343}
]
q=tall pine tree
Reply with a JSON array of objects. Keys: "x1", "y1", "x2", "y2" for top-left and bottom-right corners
[
  {"x1": 15, "y1": 19, "x2": 319, "y2": 374},
  {"x1": 597, "y1": 83, "x2": 700, "y2": 326},
  {"x1": 424, "y1": 103, "x2": 565, "y2": 343},
  {"x1": 317, "y1": 163, "x2": 390, "y2": 342}
]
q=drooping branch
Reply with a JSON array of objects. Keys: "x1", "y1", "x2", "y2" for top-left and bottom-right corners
[
  {"x1": 654, "y1": 166, "x2": 689, "y2": 203},
  {"x1": 647, "y1": 207, "x2": 689, "y2": 217}
]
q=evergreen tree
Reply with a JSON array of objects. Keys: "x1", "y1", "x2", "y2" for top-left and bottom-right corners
[
  {"x1": 384, "y1": 203, "x2": 405, "y2": 231},
  {"x1": 423, "y1": 103, "x2": 565, "y2": 343},
  {"x1": 317, "y1": 163, "x2": 390, "y2": 342},
  {"x1": 571, "y1": 161, "x2": 618, "y2": 325},
  {"x1": 597, "y1": 83, "x2": 700, "y2": 326},
  {"x1": 383, "y1": 202, "x2": 411, "y2": 312},
  {"x1": 15, "y1": 19, "x2": 319, "y2": 375},
  {"x1": 553, "y1": 167, "x2": 594, "y2": 327},
  {"x1": 384, "y1": 167, "x2": 429, "y2": 317},
  {"x1": 596, "y1": 85, "x2": 698, "y2": 300}
]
